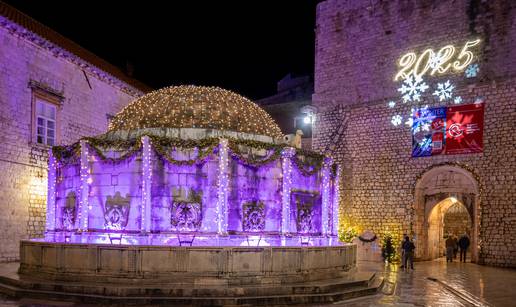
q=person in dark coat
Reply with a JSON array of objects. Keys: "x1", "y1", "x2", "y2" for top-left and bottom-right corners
[
  {"x1": 401, "y1": 236, "x2": 415, "y2": 270},
  {"x1": 452, "y1": 235, "x2": 458, "y2": 259},
  {"x1": 458, "y1": 234, "x2": 470, "y2": 262},
  {"x1": 445, "y1": 235, "x2": 455, "y2": 262}
]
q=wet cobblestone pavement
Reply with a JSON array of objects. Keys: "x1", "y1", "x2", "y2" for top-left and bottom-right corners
[
  {"x1": 334, "y1": 258, "x2": 516, "y2": 307},
  {"x1": 0, "y1": 258, "x2": 514, "y2": 306}
]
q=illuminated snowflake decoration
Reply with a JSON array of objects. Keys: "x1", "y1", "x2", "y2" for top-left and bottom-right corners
[
  {"x1": 419, "y1": 137, "x2": 431, "y2": 147},
  {"x1": 391, "y1": 114, "x2": 402, "y2": 126},
  {"x1": 428, "y1": 54, "x2": 444, "y2": 69},
  {"x1": 388, "y1": 101, "x2": 396, "y2": 108},
  {"x1": 454, "y1": 96, "x2": 463, "y2": 104},
  {"x1": 474, "y1": 96, "x2": 484, "y2": 104},
  {"x1": 465, "y1": 63, "x2": 479, "y2": 78},
  {"x1": 398, "y1": 75, "x2": 429, "y2": 103},
  {"x1": 405, "y1": 108, "x2": 416, "y2": 127},
  {"x1": 433, "y1": 80, "x2": 454, "y2": 101},
  {"x1": 412, "y1": 106, "x2": 435, "y2": 135}
]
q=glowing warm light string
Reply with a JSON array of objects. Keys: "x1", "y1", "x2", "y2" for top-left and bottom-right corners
[
  {"x1": 141, "y1": 136, "x2": 152, "y2": 233},
  {"x1": 46, "y1": 149, "x2": 57, "y2": 231},
  {"x1": 77, "y1": 140, "x2": 90, "y2": 231},
  {"x1": 281, "y1": 147, "x2": 295, "y2": 234},
  {"x1": 107, "y1": 86, "x2": 283, "y2": 139},
  {"x1": 216, "y1": 138, "x2": 229, "y2": 235}
]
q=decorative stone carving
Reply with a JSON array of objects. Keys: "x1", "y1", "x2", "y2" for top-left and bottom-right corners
[
  {"x1": 242, "y1": 201, "x2": 265, "y2": 232},
  {"x1": 170, "y1": 189, "x2": 202, "y2": 231},
  {"x1": 104, "y1": 192, "x2": 130, "y2": 230},
  {"x1": 297, "y1": 203, "x2": 314, "y2": 234},
  {"x1": 62, "y1": 191, "x2": 76, "y2": 230},
  {"x1": 291, "y1": 191, "x2": 321, "y2": 234}
]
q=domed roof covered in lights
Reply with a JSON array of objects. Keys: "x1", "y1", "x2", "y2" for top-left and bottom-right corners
[{"x1": 108, "y1": 85, "x2": 283, "y2": 139}]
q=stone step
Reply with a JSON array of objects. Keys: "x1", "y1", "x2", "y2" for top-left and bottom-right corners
[
  {"x1": 0, "y1": 272, "x2": 375, "y2": 298},
  {"x1": 0, "y1": 274, "x2": 384, "y2": 305}
]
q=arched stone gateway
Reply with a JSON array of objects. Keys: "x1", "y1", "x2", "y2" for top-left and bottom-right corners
[{"x1": 413, "y1": 165, "x2": 480, "y2": 262}]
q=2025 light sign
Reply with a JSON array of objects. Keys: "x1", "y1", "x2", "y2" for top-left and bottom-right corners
[{"x1": 394, "y1": 39, "x2": 480, "y2": 81}]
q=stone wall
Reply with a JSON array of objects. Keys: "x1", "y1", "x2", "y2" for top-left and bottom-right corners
[
  {"x1": 0, "y1": 24, "x2": 141, "y2": 261},
  {"x1": 313, "y1": 0, "x2": 516, "y2": 267}
]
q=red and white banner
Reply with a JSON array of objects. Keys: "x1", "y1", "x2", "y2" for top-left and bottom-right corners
[{"x1": 445, "y1": 103, "x2": 484, "y2": 155}]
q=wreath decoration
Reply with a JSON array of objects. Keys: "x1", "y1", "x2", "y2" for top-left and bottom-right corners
[{"x1": 358, "y1": 234, "x2": 377, "y2": 243}]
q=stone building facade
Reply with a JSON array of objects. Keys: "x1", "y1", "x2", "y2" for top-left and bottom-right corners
[
  {"x1": 313, "y1": 0, "x2": 515, "y2": 267},
  {"x1": 257, "y1": 74, "x2": 314, "y2": 149},
  {"x1": 0, "y1": 2, "x2": 148, "y2": 261}
]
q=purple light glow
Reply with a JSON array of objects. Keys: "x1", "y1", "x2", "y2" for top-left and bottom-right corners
[{"x1": 43, "y1": 137, "x2": 340, "y2": 247}]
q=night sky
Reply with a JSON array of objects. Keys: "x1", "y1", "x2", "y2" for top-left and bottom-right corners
[{"x1": 5, "y1": 1, "x2": 321, "y2": 99}]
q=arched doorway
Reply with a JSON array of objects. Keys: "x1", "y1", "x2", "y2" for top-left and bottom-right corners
[
  {"x1": 413, "y1": 165, "x2": 479, "y2": 262},
  {"x1": 427, "y1": 197, "x2": 472, "y2": 259}
]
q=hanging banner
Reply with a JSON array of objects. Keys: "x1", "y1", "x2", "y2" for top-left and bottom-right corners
[
  {"x1": 445, "y1": 103, "x2": 484, "y2": 155},
  {"x1": 412, "y1": 103, "x2": 484, "y2": 157}
]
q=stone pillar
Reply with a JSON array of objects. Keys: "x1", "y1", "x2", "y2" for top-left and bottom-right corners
[
  {"x1": 281, "y1": 147, "x2": 295, "y2": 235},
  {"x1": 141, "y1": 136, "x2": 152, "y2": 233},
  {"x1": 77, "y1": 140, "x2": 90, "y2": 231},
  {"x1": 321, "y1": 157, "x2": 332, "y2": 236},
  {"x1": 45, "y1": 149, "x2": 57, "y2": 232},
  {"x1": 332, "y1": 164, "x2": 340, "y2": 236},
  {"x1": 216, "y1": 138, "x2": 229, "y2": 235}
]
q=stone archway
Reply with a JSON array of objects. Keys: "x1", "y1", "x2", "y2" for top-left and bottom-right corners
[
  {"x1": 413, "y1": 165, "x2": 479, "y2": 262},
  {"x1": 427, "y1": 197, "x2": 472, "y2": 259}
]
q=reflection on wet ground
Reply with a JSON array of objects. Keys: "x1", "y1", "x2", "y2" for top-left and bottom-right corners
[
  {"x1": 1, "y1": 258, "x2": 514, "y2": 306},
  {"x1": 334, "y1": 258, "x2": 516, "y2": 307}
]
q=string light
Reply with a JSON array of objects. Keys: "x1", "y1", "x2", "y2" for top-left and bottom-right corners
[
  {"x1": 321, "y1": 158, "x2": 332, "y2": 236},
  {"x1": 77, "y1": 140, "x2": 90, "y2": 231},
  {"x1": 46, "y1": 149, "x2": 57, "y2": 232},
  {"x1": 108, "y1": 85, "x2": 283, "y2": 139},
  {"x1": 332, "y1": 165, "x2": 340, "y2": 236},
  {"x1": 216, "y1": 138, "x2": 229, "y2": 235},
  {"x1": 141, "y1": 136, "x2": 152, "y2": 233},
  {"x1": 281, "y1": 147, "x2": 295, "y2": 234}
]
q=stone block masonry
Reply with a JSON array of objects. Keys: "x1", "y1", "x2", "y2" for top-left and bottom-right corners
[
  {"x1": 313, "y1": 0, "x2": 516, "y2": 267},
  {"x1": 0, "y1": 20, "x2": 143, "y2": 261}
]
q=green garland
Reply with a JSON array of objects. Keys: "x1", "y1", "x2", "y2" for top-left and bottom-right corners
[
  {"x1": 85, "y1": 136, "x2": 142, "y2": 163},
  {"x1": 52, "y1": 143, "x2": 80, "y2": 164},
  {"x1": 227, "y1": 138, "x2": 283, "y2": 168},
  {"x1": 150, "y1": 135, "x2": 218, "y2": 166},
  {"x1": 293, "y1": 149, "x2": 325, "y2": 177},
  {"x1": 51, "y1": 134, "x2": 332, "y2": 173}
]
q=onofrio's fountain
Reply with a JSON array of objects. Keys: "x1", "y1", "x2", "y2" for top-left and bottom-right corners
[{"x1": 13, "y1": 86, "x2": 379, "y2": 305}]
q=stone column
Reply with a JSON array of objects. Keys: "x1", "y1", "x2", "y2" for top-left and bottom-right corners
[
  {"x1": 45, "y1": 149, "x2": 57, "y2": 232},
  {"x1": 77, "y1": 140, "x2": 90, "y2": 231},
  {"x1": 321, "y1": 157, "x2": 332, "y2": 236},
  {"x1": 332, "y1": 164, "x2": 340, "y2": 236},
  {"x1": 281, "y1": 147, "x2": 295, "y2": 235},
  {"x1": 216, "y1": 138, "x2": 229, "y2": 235},
  {"x1": 141, "y1": 136, "x2": 152, "y2": 233}
]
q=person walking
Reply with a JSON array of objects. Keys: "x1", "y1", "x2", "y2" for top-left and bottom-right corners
[
  {"x1": 401, "y1": 236, "x2": 415, "y2": 270},
  {"x1": 452, "y1": 235, "x2": 458, "y2": 259},
  {"x1": 458, "y1": 233, "x2": 470, "y2": 262},
  {"x1": 445, "y1": 235, "x2": 455, "y2": 262},
  {"x1": 400, "y1": 233, "x2": 407, "y2": 269}
]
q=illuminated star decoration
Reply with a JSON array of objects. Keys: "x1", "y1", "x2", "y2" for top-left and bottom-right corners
[
  {"x1": 454, "y1": 96, "x2": 463, "y2": 104},
  {"x1": 391, "y1": 114, "x2": 402, "y2": 126},
  {"x1": 412, "y1": 106, "x2": 435, "y2": 134},
  {"x1": 388, "y1": 101, "x2": 396, "y2": 108},
  {"x1": 433, "y1": 80, "x2": 454, "y2": 101},
  {"x1": 465, "y1": 63, "x2": 479, "y2": 78},
  {"x1": 398, "y1": 75, "x2": 429, "y2": 103}
]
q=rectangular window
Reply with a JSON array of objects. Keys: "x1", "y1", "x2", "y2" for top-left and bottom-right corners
[{"x1": 35, "y1": 99, "x2": 57, "y2": 146}]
